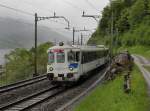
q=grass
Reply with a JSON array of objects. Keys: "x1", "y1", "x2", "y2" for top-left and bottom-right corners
[
  {"x1": 144, "y1": 66, "x2": 150, "y2": 72},
  {"x1": 74, "y1": 65, "x2": 150, "y2": 111}
]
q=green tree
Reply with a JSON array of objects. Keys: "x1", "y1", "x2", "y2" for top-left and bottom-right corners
[
  {"x1": 129, "y1": 0, "x2": 148, "y2": 25},
  {"x1": 37, "y1": 42, "x2": 53, "y2": 74},
  {"x1": 2, "y1": 42, "x2": 53, "y2": 85},
  {"x1": 88, "y1": 0, "x2": 150, "y2": 47},
  {"x1": 5, "y1": 48, "x2": 32, "y2": 83},
  {"x1": 116, "y1": 9, "x2": 130, "y2": 33}
]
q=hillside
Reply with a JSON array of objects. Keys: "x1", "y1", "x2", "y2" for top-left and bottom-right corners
[
  {"x1": 88, "y1": 0, "x2": 150, "y2": 48},
  {"x1": 0, "y1": 18, "x2": 68, "y2": 49}
]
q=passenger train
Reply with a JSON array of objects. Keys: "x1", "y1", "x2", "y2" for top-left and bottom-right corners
[{"x1": 47, "y1": 43, "x2": 109, "y2": 84}]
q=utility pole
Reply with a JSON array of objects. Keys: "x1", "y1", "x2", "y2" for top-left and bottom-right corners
[
  {"x1": 81, "y1": 33, "x2": 83, "y2": 45},
  {"x1": 110, "y1": 0, "x2": 114, "y2": 60},
  {"x1": 72, "y1": 27, "x2": 91, "y2": 45},
  {"x1": 34, "y1": 13, "x2": 38, "y2": 77},
  {"x1": 108, "y1": 0, "x2": 114, "y2": 74},
  {"x1": 33, "y1": 13, "x2": 70, "y2": 77},
  {"x1": 82, "y1": 11, "x2": 100, "y2": 23},
  {"x1": 80, "y1": 34, "x2": 92, "y2": 45},
  {"x1": 115, "y1": 28, "x2": 119, "y2": 55},
  {"x1": 77, "y1": 36, "x2": 80, "y2": 45},
  {"x1": 73, "y1": 27, "x2": 75, "y2": 45}
]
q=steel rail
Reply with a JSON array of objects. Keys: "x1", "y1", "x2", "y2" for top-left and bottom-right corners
[
  {"x1": 0, "y1": 85, "x2": 61, "y2": 111},
  {"x1": 0, "y1": 74, "x2": 47, "y2": 93}
]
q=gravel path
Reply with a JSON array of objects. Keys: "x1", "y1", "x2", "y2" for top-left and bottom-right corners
[
  {"x1": 133, "y1": 55, "x2": 150, "y2": 95},
  {"x1": 134, "y1": 55, "x2": 150, "y2": 65}
]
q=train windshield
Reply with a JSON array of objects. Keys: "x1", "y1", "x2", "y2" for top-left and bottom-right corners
[
  {"x1": 48, "y1": 52, "x2": 54, "y2": 63},
  {"x1": 68, "y1": 51, "x2": 80, "y2": 63},
  {"x1": 57, "y1": 52, "x2": 65, "y2": 63}
]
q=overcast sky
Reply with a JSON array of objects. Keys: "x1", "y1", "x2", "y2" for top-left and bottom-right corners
[{"x1": 0, "y1": 0, "x2": 109, "y2": 42}]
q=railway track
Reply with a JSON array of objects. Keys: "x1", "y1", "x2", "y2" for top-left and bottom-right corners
[
  {"x1": 0, "y1": 65, "x2": 108, "y2": 111},
  {"x1": 0, "y1": 74, "x2": 47, "y2": 93},
  {"x1": 27, "y1": 66, "x2": 108, "y2": 111},
  {"x1": 0, "y1": 85, "x2": 65, "y2": 111}
]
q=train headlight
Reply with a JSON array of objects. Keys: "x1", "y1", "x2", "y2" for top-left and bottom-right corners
[
  {"x1": 49, "y1": 67, "x2": 53, "y2": 71},
  {"x1": 69, "y1": 67, "x2": 73, "y2": 71}
]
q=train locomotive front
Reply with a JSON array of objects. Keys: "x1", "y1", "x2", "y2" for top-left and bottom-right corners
[{"x1": 47, "y1": 45, "x2": 81, "y2": 84}]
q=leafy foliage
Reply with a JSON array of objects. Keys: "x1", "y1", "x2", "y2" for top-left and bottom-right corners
[
  {"x1": 88, "y1": 0, "x2": 150, "y2": 47},
  {"x1": 1, "y1": 42, "x2": 53, "y2": 85},
  {"x1": 4, "y1": 48, "x2": 32, "y2": 83}
]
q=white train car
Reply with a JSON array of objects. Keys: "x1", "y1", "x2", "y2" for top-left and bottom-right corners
[{"x1": 47, "y1": 44, "x2": 109, "y2": 84}]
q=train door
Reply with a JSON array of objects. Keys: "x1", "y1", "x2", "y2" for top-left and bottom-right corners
[
  {"x1": 68, "y1": 50, "x2": 81, "y2": 76},
  {"x1": 80, "y1": 51, "x2": 84, "y2": 75},
  {"x1": 68, "y1": 50, "x2": 80, "y2": 64}
]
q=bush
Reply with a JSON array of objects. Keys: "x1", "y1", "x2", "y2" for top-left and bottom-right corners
[{"x1": 1, "y1": 42, "x2": 53, "y2": 85}]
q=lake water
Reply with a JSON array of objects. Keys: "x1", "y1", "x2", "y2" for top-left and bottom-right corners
[{"x1": 0, "y1": 49, "x2": 12, "y2": 65}]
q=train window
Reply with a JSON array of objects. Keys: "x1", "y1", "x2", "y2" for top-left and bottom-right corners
[
  {"x1": 81, "y1": 51, "x2": 89, "y2": 63},
  {"x1": 57, "y1": 52, "x2": 65, "y2": 63},
  {"x1": 76, "y1": 52, "x2": 80, "y2": 62},
  {"x1": 85, "y1": 52, "x2": 88, "y2": 63},
  {"x1": 103, "y1": 50, "x2": 106, "y2": 57},
  {"x1": 93, "y1": 52, "x2": 96, "y2": 60},
  {"x1": 96, "y1": 51, "x2": 99, "y2": 58},
  {"x1": 81, "y1": 50, "x2": 107, "y2": 64},
  {"x1": 100, "y1": 50, "x2": 103, "y2": 57},
  {"x1": 68, "y1": 51, "x2": 75, "y2": 63},
  {"x1": 81, "y1": 52, "x2": 85, "y2": 64},
  {"x1": 68, "y1": 51, "x2": 80, "y2": 63},
  {"x1": 48, "y1": 52, "x2": 54, "y2": 63}
]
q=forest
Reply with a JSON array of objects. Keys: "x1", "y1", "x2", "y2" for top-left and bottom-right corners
[
  {"x1": 0, "y1": 42, "x2": 53, "y2": 85},
  {"x1": 88, "y1": 0, "x2": 150, "y2": 47}
]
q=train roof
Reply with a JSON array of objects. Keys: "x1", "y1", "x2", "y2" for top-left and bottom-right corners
[
  {"x1": 77, "y1": 45, "x2": 108, "y2": 51},
  {"x1": 47, "y1": 45, "x2": 108, "y2": 52},
  {"x1": 48, "y1": 45, "x2": 80, "y2": 50}
]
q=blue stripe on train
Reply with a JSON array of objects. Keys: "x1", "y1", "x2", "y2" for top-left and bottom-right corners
[{"x1": 69, "y1": 63, "x2": 78, "y2": 68}]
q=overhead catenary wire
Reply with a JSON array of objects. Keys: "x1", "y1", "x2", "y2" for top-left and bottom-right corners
[
  {"x1": 0, "y1": 3, "x2": 34, "y2": 16},
  {"x1": 0, "y1": 16, "x2": 67, "y2": 29},
  {"x1": 60, "y1": 0, "x2": 100, "y2": 29},
  {"x1": 0, "y1": 17, "x2": 71, "y2": 47},
  {"x1": 17, "y1": 0, "x2": 54, "y2": 15},
  {"x1": 0, "y1": 1, "x2": 95, "y2": 40},
  {"x1": 0, "y1": 16, "x2": 35, "y2": 26},
  {"x1": 62, "y1": 0, "x2": 83, "y2": 11},
  {"x1": 17, "y1": 1, "x2": 72, "y2": 27},
  {"x1": 0, "y1": 1, "x2": 90, "y2": 31},
  {"x1": 18, "y1": 0, "x2": 85, "y2": 29},
  {"x1": 84, "y1": 0, "x2": 100, "y2": 12},
  {"x1": 15, "y1": 0, "x2": 81, "y2": 28},
  {"x1": 2, "y1": 0, "x2": 70, "y2": 26},
  {"x1": 0, "y1": 2, "x2": 71, "y2": 30}
]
